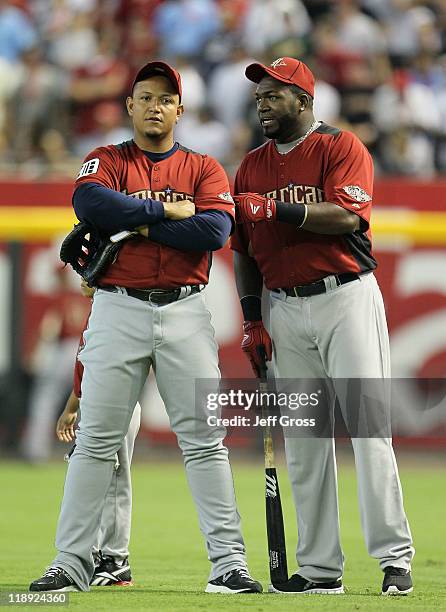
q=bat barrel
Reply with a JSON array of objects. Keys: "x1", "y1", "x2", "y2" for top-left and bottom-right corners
[{"x1": 257, "y1": 361, "x2": 289, "y2": 587}]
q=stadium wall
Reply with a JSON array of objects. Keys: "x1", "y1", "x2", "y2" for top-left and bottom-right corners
[{"x1": 1, "y1": 179, "x2": 445, "y2": 446}]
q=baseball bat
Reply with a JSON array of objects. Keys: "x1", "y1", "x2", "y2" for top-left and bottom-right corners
[{"x1": 257, "y1": 349, "x2": 288, "y2": 587}]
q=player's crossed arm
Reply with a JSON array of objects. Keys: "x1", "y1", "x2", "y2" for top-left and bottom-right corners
[{"x1": 234, "y1": 192, "x2": 360, "y2": 235}]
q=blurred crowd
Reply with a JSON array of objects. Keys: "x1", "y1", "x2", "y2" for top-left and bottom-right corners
[{"x1": 1, "y1": 0, "x2": 446, "y2": 179}]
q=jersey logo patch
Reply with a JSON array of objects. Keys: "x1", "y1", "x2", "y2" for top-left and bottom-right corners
[
  {"x1": 218, "y1": 191, "x2": 234, "y2": 203},
  {"x1": 77, "y1": 158, "x2": 100, "y2": 179},
  {"x1": 342, "y1": 185, "x2": 371, "y2": 203}
]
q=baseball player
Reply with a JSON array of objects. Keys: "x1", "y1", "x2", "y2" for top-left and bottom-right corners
[
  {"x1": 231, "y1": 57, "x2": 414, "y2": 596},
  {"x1": 56, "y1": 280, "x2": 139, "y2": 587},
  {"x1": 30, "y1": 60, "x2": 261, "y2": 594}
]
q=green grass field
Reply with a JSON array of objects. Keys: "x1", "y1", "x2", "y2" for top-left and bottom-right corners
[{"x1": 1, "y1": 453, "x2": 445, "y2": 611}]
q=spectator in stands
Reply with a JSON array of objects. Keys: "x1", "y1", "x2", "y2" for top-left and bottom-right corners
[
  {"x1": 338, "y1": 57, "x2": 379, "y2": 150},
  {"x1": 153, "y1": 0, "x2": 220, "y2": 60},
  {"x1": 241, "y1": 0, "x2": 311, "y2": 55},
  {"x1": 175, "y1": 105, "x2": 231, "y2": 164},
  {"x1": 0, "y1": 0, "x2": 446, "y2": 177},
  {"x1": 202, "y1": 0, "x2": 247, "y2": 77},
  {"x1": 0, "y1": 0, "x2": 37, "y2": 64},
  {"x1": 8, "y1": 45, "x2": 67, "y2": 165},
  {"x1": 39, "y1": 128, "x2": 81, "y2": 178},
  {"x1": 112, "y1": 0, "x2": 162, "y2": 70},
  {"x1": 74, "y1": 100, "x2": 132, "y2": 158},
  {"x1": 410, "y1": 50, "x2": 446, "y2": 92},
  {"x1": 46, "y1": 7, "x2": 99, "y2": 71},
  {"x1": 312, "y1": 14, "x2": 366, "y2": 91},
  {"x1": 0, "y1": 57, "x2": 21, "y2": 159},
  {"x1": 372, "y1": 67, "x2": 440, "y2": 177},
  {"x1": 68, "y1": 29, "x2": 130, "y2": 141},
  {"x1": 330, "y1": 0, "x2": 386, "y2": 57},
  {"x1": 207, "y1": 42, "x2": 256, "y2": 168},
  {"x1": 208, "y1": 43, "x2": 255, "y2": 129},
  {"x1": 372, "y1": 67, "x2": 441, "y2": 134},
  {"x1": 378, "y1": 126, "x2": 436, "y2": 177},
  {"x1": 314, "y1": 78, "x2": 342, "y2": 126},
  {"x1": 171, "y1": 55, "x2": 206, "y2": 113},
  {"x1": 384, "y1": 0, "x2": 441, "y2": 66}
]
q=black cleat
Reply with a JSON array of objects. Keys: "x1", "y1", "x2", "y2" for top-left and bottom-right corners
[
  {"x1": 90, "y1": 554, "x2": 133, "y2": 586},
  {"x1": 29, "y1": 567, "x2": 79, "y2": 592},
  {"x1": 382, "y1": 566, "x2": 413, "y2": 596},
  {"x1": 269, "y1": 573, "x2": 344, "y2": 594},
  {"x1": 205, "y1": 568, "x2": 263, "y2": 594}
]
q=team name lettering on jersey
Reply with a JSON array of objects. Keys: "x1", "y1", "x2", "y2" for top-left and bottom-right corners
[
  {"x1": 264, "y1": 183, "x2": 325, "y2": 205},
  {"x1": 122, "y1": 187, "x2": 192, "y2": 202}
]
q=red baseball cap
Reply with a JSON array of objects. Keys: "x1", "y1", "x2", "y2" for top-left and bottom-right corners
[
  {"x1": 245, "y1": 57, "x2": 315, "y2": 98},
  {"x1": 131, "y1": 61, "x2": 182, "y2": 102}
]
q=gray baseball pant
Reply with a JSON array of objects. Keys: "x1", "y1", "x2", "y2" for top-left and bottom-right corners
[
  {"x1": 270, "y1": 273, "x2": 414, "y2": 582},
  {"x1": 52, "y1": 289, "x2": 246, "y2": 590}
]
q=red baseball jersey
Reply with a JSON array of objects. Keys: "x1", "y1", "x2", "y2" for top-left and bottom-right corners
[
  {"x1": 231, "y1": 124, "x2": 376, "y2": 288},
  {"x1": 75, "y1": 140, "x2": 235, "y2": 288},
  {"x1": 73, "y1": 330, "x2": 85, "y2": 399}
]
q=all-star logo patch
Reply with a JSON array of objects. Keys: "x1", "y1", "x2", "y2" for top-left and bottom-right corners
[
  {"x1": 218, "y1": 191, "x2": 234, "y2": 203},
  {"x1": 342, "y1": 185, "x2": 372, "y2": 203},
  {"x1": 270, "y1": 57, "x2": 287, "y2": 68}
]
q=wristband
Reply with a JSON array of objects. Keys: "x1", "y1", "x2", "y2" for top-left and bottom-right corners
[
  {"x1": 276, "y1": 201, "x2": 307, "y2": 227},
  {"x1": 240, "y1": 295, "x2": 262, "y2": 321}
]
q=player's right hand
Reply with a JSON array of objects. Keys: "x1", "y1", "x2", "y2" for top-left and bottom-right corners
[
  {"x1": 241, "y1": 320, "x2": 273, "y2": 378},
  {"x1": 234, "y1": 193, "x2": 276, "y2": 223},
  {"x1": 80, "y1": 279, "x2": 95, "y2": 298},
  {"x1": 164, "y1": 199, "x2": 195, "y2": 220}
]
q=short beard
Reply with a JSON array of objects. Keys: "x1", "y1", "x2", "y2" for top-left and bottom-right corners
[{"x1": 264, "y1": 114, "x2": 300, "y2": 143}]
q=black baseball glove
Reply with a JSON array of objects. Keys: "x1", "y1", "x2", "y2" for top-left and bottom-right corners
[{"x1": 59, "y1": 221, "x2": 122, "y2": 285}]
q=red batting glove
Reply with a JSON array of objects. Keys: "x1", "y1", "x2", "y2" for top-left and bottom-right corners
[
  {"x1": 234, "y1": 193, "x2": 276, "y2": 223},
  {"x1": 241, "y1": 320, "x2": 273, "y2": 378}
]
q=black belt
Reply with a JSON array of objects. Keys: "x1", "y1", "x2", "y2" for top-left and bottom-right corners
[
  {"x1": 100, "y1": 284, "x2": 203, "y2": 305},
  {"x1": 273, "y1": 272, "x2": 360, "y2": 298}
]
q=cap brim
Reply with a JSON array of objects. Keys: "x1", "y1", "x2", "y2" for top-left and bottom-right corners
[
  {"x1": 245, "y1": 62, "x2": 294, "y2": 86},
  {"x1": 132, "y1": 62, "x2": 181, "y2": 100}
]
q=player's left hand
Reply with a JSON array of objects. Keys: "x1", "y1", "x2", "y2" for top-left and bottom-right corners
[
  {"x1": 56, "y1": 411, "x2": 78, "y2": 443},
  {"x1": 234, "y1": 193, "x2": 276, "y2": 223}
]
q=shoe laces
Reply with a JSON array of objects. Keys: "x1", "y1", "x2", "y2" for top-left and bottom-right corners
[
  {"x1": 102, "y1": 555, "x2": 127, "y2": 566},
  {"x1": 233, "y1": 568, "x2": 252, "y2": 580},
  {"x1": 43, "y1": 567, "x2": 64, "y2": 578}
]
